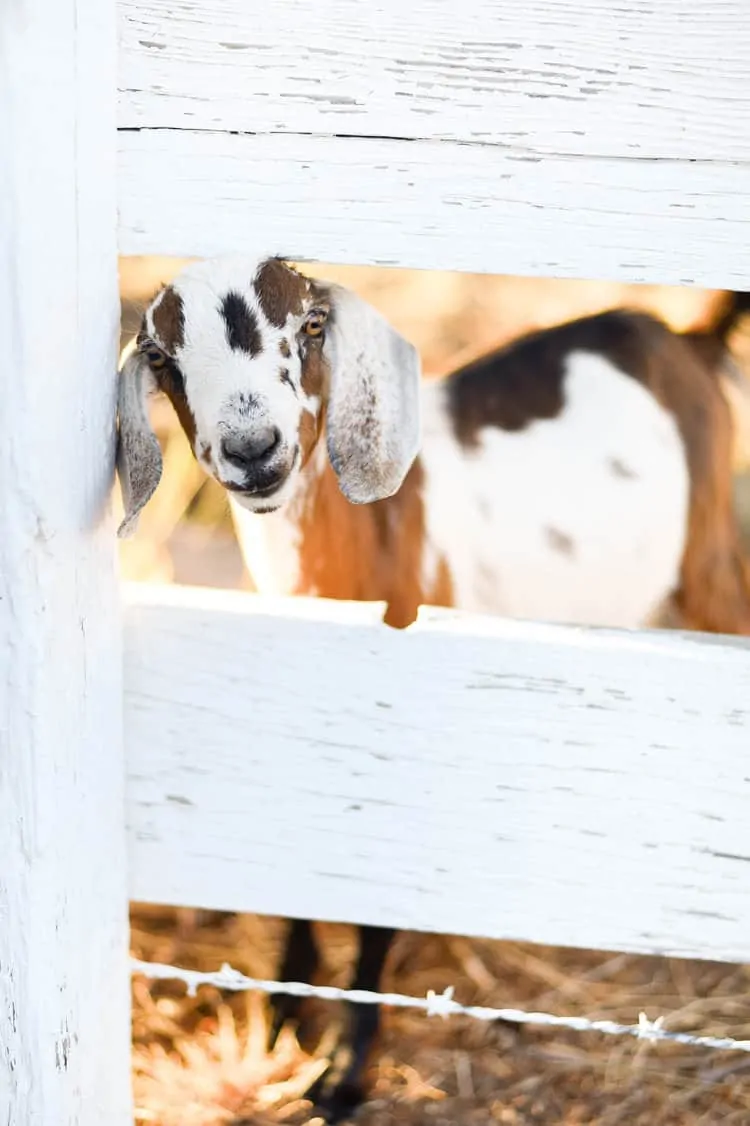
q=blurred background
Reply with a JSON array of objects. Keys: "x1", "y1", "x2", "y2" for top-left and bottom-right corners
[{"x1": 124, "y1": 257, "x2": 750, "y2": 1126}]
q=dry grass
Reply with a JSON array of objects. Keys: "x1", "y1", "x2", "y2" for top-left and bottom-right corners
[
  {"x1": 131, "y1": 907, "x2": 750, "y2": 1125},
  {"x1": 123, "y1": 257, "x2": 750, "y2": 1124}
]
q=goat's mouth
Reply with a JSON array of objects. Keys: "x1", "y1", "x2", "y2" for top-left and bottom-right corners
[
  {"x1": 219, "y1": 447, "x2": 298, "y2": 511},
  {"x1": 223, "y1": 471, "x2": 292, "y2": 514},
  {"x1": 225, "y1": 480, "x2": 284, "y2": 499}
]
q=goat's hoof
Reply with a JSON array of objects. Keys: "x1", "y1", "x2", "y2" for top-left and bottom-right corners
[{"x1": 313, "y1": 1082, "x2": 365, "y2": 1125}]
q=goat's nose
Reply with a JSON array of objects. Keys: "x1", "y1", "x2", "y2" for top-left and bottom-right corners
[{"x1": 221, "y1": 428, "x2": 280, "y2": 468}]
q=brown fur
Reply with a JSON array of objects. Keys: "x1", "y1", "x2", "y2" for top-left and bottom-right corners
[
  {"x1": 294, "y1": 455, "x2": 451, "y2": 629},
  {"x1": 297, "y1": 338, "x2": 329, "y2": 467},
  {"x1": 288, "y1": 320, "x2": 451, "y2": 627},
  {"x1": 254, "y1": 259, "x2": 307, "y2": 328},
  {"x1": 278, "y1": 305, "x2": 750, "y2": 637},
  {"x1": 160, "y1": 364, "x2": 198, "y2": 449},
  {"x1": 601, "y1": 314, "x2": 750, "y2": 635},
  {"x1": 289, "y1": 314, "x2": 452, "y2": 628},
  {"x1": 448, "y1": 309, "x2": 750, "y2": 636},
  {"x1": 137, "y1": 309, "x2": 197, "y2": 448},
  {"x1": 151, "y1": 287, "x2": 185, "y2": 354}
]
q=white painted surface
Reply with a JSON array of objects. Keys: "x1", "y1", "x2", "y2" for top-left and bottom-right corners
[
  {"x1": 0, "y1": 2, "x2": 131, "y2": 1123},
  {"x1": 125, "y1": 584, "x2": 750, "y2": 965},
  {"x1": 117, "y1": 0, "x2": 750, "y2": 285},
  {"x1": 118, "y1": 129, "x2": 750, "y2": 286},
  {"x1": 419, "y1": 354, "x2": 689, "y2": 627},
  {"x1": 119, "y1": 0, "x2": 750, "y2": 162}
]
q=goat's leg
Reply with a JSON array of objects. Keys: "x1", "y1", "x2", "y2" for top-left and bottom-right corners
[
  {"x1": 672, "y1": 355, "x2": 750, "y2": 636},
  {"x1": 268, "y1": 917, "x2": 319, "y2": 1049},
  {"x1": 313, "y1": 924, "x2": 395, "y2": 1124}
]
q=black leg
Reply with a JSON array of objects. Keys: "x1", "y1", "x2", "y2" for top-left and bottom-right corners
[
  {"x1": 314, "y1": 924, "x2": 395, "y2": 1123},
  {"x1": 268, "y1": 917, "x2": 319, "y2": 1049}
]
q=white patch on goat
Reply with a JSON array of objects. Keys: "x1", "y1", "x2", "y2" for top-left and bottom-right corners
[
  {"x1": 164, "y1": 257, "x2": 310, "y2": 490},
  {"x1": 229, "y1": 438, "x2": 329, "y2": 596},
  {"x1": 230, "y1": 495, "x2": 304, "y2": 594},
  {"x1": 420, "y1": 352, "x2": 689, "y2": 629}
]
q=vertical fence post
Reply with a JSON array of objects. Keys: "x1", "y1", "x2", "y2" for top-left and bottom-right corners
[{"x1": 0, "y1": 1, "x2": 131, "y2": 1123}]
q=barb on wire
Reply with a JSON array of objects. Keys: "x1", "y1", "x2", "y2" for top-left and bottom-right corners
[{"x1": 130, "y1": 957, "x2": 750, "y2": 1054}]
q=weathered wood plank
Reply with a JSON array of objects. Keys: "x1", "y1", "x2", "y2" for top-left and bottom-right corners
[
  {"x1": 118, "y1": 129, "x2": 750, "y2": 286},
  {"x1": 119, "y1": 0, "x2": 750, "y2": 163},
  {"x1": 0, "y1": 3, "x2": 131, "y2": 1123},
  {"x1": 125, "y1": 584, "x2": 750, "y2": 965}
]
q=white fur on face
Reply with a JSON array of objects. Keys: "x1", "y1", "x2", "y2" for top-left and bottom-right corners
[
  {"x1": 146, "y1": 256, "x2": 319, "y2": 512},
  {"x1": 139, "y1": 254, "x2": 421, "y2": 520}
]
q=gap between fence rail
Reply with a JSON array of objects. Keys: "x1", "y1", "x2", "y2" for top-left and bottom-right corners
[{"x1": 130, "y1": 957, "x2": 750, "y2": 1055}]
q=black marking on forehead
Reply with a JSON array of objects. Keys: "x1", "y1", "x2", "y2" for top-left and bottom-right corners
[
  {"x1": 220, "y1": 291, "x2": 263, "y2": 356},
  {"x1": 280, "y1": 368, "x2": 296, "y2": 394}
]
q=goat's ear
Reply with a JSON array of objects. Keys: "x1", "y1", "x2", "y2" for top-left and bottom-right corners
[
  {"x1": 321, "y1": 284, "x2": 421, "y2": 504},
  {"x1": 116, "y1": 344, "x2": 163, "y2": 538}
]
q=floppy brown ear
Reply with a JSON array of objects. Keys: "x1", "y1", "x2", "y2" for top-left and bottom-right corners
[
  {"x1": 320, "y1": 283, "x2": 421, "y2": 504},
  {"x1": 116, "y1": 345, "x2": 163, "y2": 538}
]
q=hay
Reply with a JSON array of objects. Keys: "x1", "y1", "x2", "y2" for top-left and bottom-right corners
[{"x1": 131, "y1": 906, "x2": 750, "y2": 1125}]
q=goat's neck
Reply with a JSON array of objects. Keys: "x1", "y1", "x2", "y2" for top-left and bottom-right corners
[
  {"x1": 230, "y1": 436, "x2": 390, "y2": 601},
  {"x1": 228, "y1": 439, "x2": 326, "y2": 597},
  {"x1": 229, "y1": 433, "x2": 439, "y2": 627}
]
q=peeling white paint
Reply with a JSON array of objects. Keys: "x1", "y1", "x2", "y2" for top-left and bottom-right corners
[
  {"x1": 117, "y1": 130, "x2": 750, "y2": 287},
  {"x1": 125, "y1": 584, "x2": 750, "y2": 965},
  {"x1": 117, "y1": 0, "x2": 750, "y2": 285},
  {"x1": 0, "y1": 2, "x2": 131, "y2": 1123},
  {"x1": 119, "y1": 0, "x2": 750, "y2": 163}
]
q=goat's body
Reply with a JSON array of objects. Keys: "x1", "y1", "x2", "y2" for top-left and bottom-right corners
[
  {"x1": 419, "y1": 355, "x2": 688, "y2": 627},
  {"x1": 232, "y1": 311, "x2": 727, "y2": 633},
  {"x1": 232, "y1": 309, "x2": 750, "y2": 1123}
]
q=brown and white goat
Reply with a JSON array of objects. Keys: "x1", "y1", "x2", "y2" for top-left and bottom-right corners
[{"x1": 117, "y1": 256, "x2": 750, "y2": 1122}]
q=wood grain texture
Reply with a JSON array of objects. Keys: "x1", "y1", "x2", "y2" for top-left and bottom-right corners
[
  {"x1": 117, "y1": 0, "x2": 750, "y2": 284},
  {"x1": 118, "y1": 129, "x2": 750, "y2": 285},
  {"x1": 0, "y1": 2, "x2": 131, "y2": 1122},
  {"x1": 119, "y1": 0, "x2": 750, "y2": 162},
  {"x1": 125, "y1": 584, "x2": 750, "y2": 965}
]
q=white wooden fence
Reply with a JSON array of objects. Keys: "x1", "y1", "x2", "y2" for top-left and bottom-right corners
[{"x1": 2, "y1": 1, "x2": 750, "y2": 1123}]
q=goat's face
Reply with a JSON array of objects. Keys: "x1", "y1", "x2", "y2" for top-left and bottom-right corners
[
  {"x1": 140, "y1": 257, "x2": 328, "y2": 513},
  {"x1": 116, "y1": 256, "x2": 421, "y2": 537}
]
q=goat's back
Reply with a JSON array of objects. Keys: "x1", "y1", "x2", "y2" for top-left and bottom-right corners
[{"x1": 421, "y1": 312, "x2": 693, "y2": 628}]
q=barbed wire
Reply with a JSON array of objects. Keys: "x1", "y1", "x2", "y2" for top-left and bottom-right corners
[{"x1": 131, "y1": 957, "x2": 750, "y2": 1054}]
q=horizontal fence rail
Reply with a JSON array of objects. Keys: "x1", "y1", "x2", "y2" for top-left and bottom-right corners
[
  {"x1": 118, "y1": 0, "x2": 750, "y2": 285},
  {"x1": 125, "y1": 583, "x2": 750, "y2": 965}
]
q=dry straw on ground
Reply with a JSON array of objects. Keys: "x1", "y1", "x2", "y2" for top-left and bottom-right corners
[
  {"x1": 131, "y1": 907, "x2": 750, "y2": 1126},
  {"x1": 123, "y1": 258, "x2": 750, "y2": 1123}
]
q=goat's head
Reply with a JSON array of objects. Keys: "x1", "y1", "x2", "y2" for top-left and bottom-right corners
[{"x1": 116, "y1": 255, "x2": 421, "y2": 537}]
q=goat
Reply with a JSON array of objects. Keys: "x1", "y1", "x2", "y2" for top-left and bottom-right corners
[{"x1": 117, "y1": 257, "x2": 750, "y2": 1123}]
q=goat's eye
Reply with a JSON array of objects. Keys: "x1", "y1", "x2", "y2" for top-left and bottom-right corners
[
  {"x1": 145, "y1": 347, "x2": 166, "y2": 369},
  {"x1": 303, "y1": 309, "x2": 328, "y2": 338}
]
